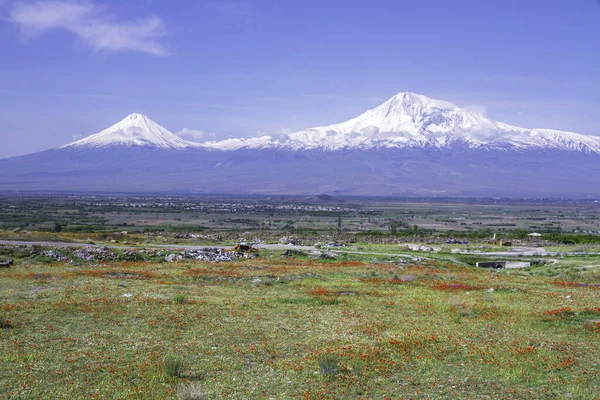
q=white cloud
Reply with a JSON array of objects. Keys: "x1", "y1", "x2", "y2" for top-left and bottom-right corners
[
  {"x1": 10, "y1": 0, "x2": 169, "y2": 56},
  {"x1": 71, "y1": 134, "x2": 83, "y2": 140},
  {"x1": 176, "y1": 128, "x2": 215, "y2": 142}
]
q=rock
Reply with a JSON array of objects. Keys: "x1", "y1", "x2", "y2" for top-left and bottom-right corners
[
  {"x1": 71, "y1": 246, "x2": 118, "y2": 262},
  {"x1": 278, "y1": 236, "x2": 301, "y2": 245},
  {"x1": 406, "y1": 244, "x2": 440, "y2": 252},
  {"x1": 310, "y1": 251, "x2": 337, "y2": 260},
  {"x1": 165, "y1": 254, "x2": 184, "y2": 262},
  {"x1": 165, "y1": 248, "x2": 241, "y2": 262},
  {"x1": 41, "y1": 250, "x2": 71, "y2": 263}
]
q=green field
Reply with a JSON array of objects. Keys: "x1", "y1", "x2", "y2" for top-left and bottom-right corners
[
  {"x1": 1, "y1": 194, "x2": 600, "y2": 399},
  {"x1": 1, "y1": 250, "x2": 599, "y2": 399}
]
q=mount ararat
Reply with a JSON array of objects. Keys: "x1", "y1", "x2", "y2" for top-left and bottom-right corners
[{"x1": 1, "y1": 92, "x2": 599, "y2": 196}]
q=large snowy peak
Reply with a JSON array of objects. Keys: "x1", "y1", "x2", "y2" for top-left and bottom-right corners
[
  {"x1": 203, "y1": 92, "x2": 600, "y2": 153},
  {"x1": 317, "y1": 92, "x2": 520, "y2": 137},
  {"x1": 62, "y1": 113, "x2": 195, "y2": 150}
]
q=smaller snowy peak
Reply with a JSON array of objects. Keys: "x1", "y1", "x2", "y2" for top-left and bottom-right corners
[{"x1": 62, "y1": 113, "x2": 195, "y2": 150}]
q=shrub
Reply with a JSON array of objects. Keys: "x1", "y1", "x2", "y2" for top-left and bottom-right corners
[
  {"x1": 0, "y1": 312, "x2": 11, "y2": 329},
  {"x1": 177, "y1": 382, "x2": 207, "y2": 400},
  {"x1": 164, "y1": 354, "x2": 184, "y2": 377},
  {"x1": 173, "y1": 294, "x2": 186, "y2": 304},
  {"x1": 261, "y1": 277, "x2": 274, "y2": 286},
  {"x1": 319, "y1": 354, "x2": 340, "y2": 377}
]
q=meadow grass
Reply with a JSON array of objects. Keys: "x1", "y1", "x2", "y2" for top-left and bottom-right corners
[{"x1": 1, "y1": 255, "x2": 599, "y2": 399}]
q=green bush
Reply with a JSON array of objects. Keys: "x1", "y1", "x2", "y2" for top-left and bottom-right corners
[
  {"x1": 319, "y1": 354, "x2": 340, "y2": 377},
  {"x1": 164, "y1": 354, "x2": 184, "y2": 377},
  {"x1": 173, "y1": 294, "x2": 186, "y2": 304},
  {"x1": 0, "y1": 312, "x2": 12, "y2": 329}
]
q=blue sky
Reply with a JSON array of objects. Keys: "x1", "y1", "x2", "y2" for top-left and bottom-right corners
[{"x1": 1, "y1": 0, "x2": 599, "y2": 157}]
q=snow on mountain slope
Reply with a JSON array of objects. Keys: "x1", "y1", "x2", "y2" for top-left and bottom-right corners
[
  {"x1": 314, "y1": 92, "x2": 524, "y2": 138},
  {"x1": 62, "y1": 113, "x2": 196, "y2": 150},
  {"x1": 57, "y1": 94, "x2": 600, "y2": 154},
  {"x1": 202, "y1": 92, "x2": 600, "y2": 153}
]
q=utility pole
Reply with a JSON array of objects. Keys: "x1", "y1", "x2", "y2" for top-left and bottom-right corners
[{"x1": 337, "y1": 214, "x2": 343, "y2": 236}]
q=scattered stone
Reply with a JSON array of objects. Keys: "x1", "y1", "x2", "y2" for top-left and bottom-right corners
[
  {"x1": 121, "y1": 250, "x2": 143, "y2": 261},
  {"x1": 310, "y1": 250, "x2": 337, "y2": 260},
  {"x1": 279, "y1": 236, "x2": 301, "y2": 245},
  {"x1": 72, "y1": 246, "x2": 117, "y2": 261},
  {"x1": 406, "y1": 244, "x2": 440, "y2": 252},
  {"x1": 165, "y1": 248, "x2": 249, "y2": 263},
  {"x1": 445, "y1": 239, "x2": 469, "y2": 245},
  {"x1": 41, "y1": 250, "x2": 71, "y2": 263},
  {"x1": 165, "y1": 254, "x2": 184, "y2": 262}
]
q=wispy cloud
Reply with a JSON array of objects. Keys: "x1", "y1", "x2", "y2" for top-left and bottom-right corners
[
  {"x1": 9, "y1": 0, "x2": 169, "y2": 56},
  {"x1": 176, "y1": 128, "x2": 215, "y2": 142}
]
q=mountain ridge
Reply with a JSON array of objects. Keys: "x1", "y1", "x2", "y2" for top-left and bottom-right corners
[
  {"x1": 200, "y1": 92, "x2": 600, "y2": 154},
  {"x1": 55, "y1": 92, "x2": 600, "y2": 155},
  {"x1": 1, "y1": 91, "x2": 599, "y2": 197}
]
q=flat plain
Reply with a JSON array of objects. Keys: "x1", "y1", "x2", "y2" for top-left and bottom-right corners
[{"x1": 1, "y1": 195, "x2": 599, "y2": 399}]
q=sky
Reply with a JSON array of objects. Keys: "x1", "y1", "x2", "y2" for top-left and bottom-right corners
[{"x1": 1, "y1": 0, "x2": 599, "y2": 158}]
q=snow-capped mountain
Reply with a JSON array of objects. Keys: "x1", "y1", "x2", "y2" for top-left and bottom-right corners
[
  {"x1": 63, "y1": 113, "x2": 195, "y2": 150},
  {"x1": 1, "y1": 92, "x2": 599, "y2": 197},
  {"x1": 202, "y1": 92, "x2": 600, "y2": 154}
]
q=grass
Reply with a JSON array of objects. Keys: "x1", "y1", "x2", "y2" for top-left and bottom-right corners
[
  {"x1": 1, "y1": 252, "x2": 599, "y2": 399},
  {"x1": 176, "y1": 382, "x2": 206, "y2": 400}
]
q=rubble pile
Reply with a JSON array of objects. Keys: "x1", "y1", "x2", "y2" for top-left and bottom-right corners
[
  {"x1": 120, "y1": 250, "x2": 144, "y2": 261},
  {"x1": 173, "y1": 233, "x2": 222, "y2": 241},
  {"x1": 165, "y1": 248, "x2": 256, "y2": 263},
  {"x1": 278, "y1": 236, "x2": 302, "y2": 245},
  {"x1": 41, "y1": 250, "x2": 71, "y2": 263},
  {"x1": 72, "y1": 246, "x2": 117, "y2": 261}
]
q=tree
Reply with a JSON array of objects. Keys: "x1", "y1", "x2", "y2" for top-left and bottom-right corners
[{"x1": 54, "y1": 223, "x2": 62, "y2": 233}]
